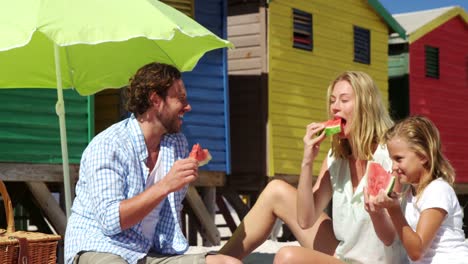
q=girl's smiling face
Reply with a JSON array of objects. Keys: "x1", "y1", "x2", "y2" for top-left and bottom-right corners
[
  {"x1": 330, "y1": 80, "x2": 354, "y2": 138},
  {"x1": 387, "y1": 136, "x2": 428, "y2": 185}
]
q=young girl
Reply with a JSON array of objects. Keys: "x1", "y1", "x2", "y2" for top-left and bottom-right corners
[{"x1": 365, "y1": 115, "x2": 468, "y2": 263}]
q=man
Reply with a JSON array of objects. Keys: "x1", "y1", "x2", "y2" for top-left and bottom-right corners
[{"x1": 65, "y1": 62, "x2": 240, "y2": 264}]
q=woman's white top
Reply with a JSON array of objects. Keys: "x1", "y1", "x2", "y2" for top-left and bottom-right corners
[
  {"x1": 328, "y1": 145, "x2": 408, "y2": 264},
  {"x1": 404, "y1": 178, "x2": 468, "y2": 264}
]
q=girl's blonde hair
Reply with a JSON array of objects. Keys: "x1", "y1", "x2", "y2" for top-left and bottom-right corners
[
  {"x1": 327, "y1": 71, "x2": 393, "y2": 160},
  {"x1": 384, "y1": 115, "x2": 455, "y2": 196}
]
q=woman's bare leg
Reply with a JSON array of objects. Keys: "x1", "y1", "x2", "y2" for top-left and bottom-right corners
[
  {"x1": 219, "y1": 180, "x2": 339, "y2": 259},
  {"x1": 273, "y1": 246, "x2": 343, "y2": 264}
]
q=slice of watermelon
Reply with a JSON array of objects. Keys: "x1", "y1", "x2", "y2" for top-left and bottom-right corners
[
  {"x1": 366, "y1": 161, "x2": 395, "y2": 196},
  {"x1": 189, "y1": 143, "x2": 212, "y2": 167},
  {"x1": 321, "y1": 118, "x2": 343, "y2": 136}
]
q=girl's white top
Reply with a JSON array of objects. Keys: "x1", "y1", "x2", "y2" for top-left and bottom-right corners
[
  {"x1": 404, "y1": 178, "x2": 468, "y2": 264},
  {"x1": 328, "y1": 145, "x2": 408, "y2": 264}
]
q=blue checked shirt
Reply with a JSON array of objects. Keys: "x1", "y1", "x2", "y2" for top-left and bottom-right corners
[{"x1": 64, "y1": 115, "x2": 189, "y2": 264}]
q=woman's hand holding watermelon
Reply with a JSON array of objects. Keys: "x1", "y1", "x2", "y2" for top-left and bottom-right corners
[{"x1": 302, "y1": 122, "x2": 327, "y2": 165}]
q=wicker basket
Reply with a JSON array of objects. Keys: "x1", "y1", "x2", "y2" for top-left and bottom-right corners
[{"x1": 0, "y1": 180, "x2": 61, "y2": 264}]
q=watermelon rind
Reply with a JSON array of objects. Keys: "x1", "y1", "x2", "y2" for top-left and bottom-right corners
[
  {"x1": 322, "y1": 118, "x2": 342, "y2": 136},
  {"x1": 324, "y1": 125, "x2": 341, "y2": 136},
  {"x1": 189, "y1": 144, "x2": 212, "y2": 167},
  {"x1": 198, "y1": 150, "x2": 212, "y2": 167},
  {"x1": 366, "y1": 161, "x2": 395, "y2": 196},
  {"x1": 385, "y1": 176, "x2": 396, "y2": 195}
]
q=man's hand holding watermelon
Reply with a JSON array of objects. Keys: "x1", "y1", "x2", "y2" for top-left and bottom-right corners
[
  {"x1": 158, "y1": 144, "x2": 211, "y2": 193},
  {"x1": 160, "y1": 158, "x2": 199, "y2": 193},
  {"x1": 189, "y1": 143, "x2": 212, "y2": 167}
]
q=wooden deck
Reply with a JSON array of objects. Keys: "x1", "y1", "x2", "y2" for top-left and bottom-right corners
[{"x1": 0, "y1": 163, "x2": 231, "y2": 247}]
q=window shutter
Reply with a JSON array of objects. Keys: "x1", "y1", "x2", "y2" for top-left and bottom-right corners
[
  {"x1": 293, "y1": 8, "x2": 312, "y2": 51},
  {"x1": 354, "y1": 26, "x2": 370, "y2": 64},
  {"x1": 425, "y1": 46, "x2": 439, "y2": 79}
]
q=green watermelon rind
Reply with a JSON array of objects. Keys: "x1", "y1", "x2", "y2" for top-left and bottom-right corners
[
  {"x1": 190, "y1": 144, "x2": 212, "y2": 167},
  {"x1": 198, "y1": 150, "x2": 212, "y2": 167},
  {"x1": 321, "y1": 118, "x2": 342, "y2": 136},
  {"x1": 366, "y1": 162, "x2": 396, "y2": 196},
  {"x1": 324, "y1": 125, "x2": 341, "y2": 136},
  {"x1": 385, "y1": 176, "x2": 396, "y2": 195}
]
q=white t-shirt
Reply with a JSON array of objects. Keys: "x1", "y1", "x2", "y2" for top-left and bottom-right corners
[
  {"x1": 140, "y1": 154, "x2": 165, "y2": 243},
  {"x1": 404, "y1": 178, "x2": 468, "y2": 264},
  {"x1": 328, "y1": 145, "x2": 408, "y2": 264}
]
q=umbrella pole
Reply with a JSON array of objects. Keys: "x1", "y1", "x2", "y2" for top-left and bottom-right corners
[{"x1": 54, "y1": 44, "x2": 72, "y2": 219}]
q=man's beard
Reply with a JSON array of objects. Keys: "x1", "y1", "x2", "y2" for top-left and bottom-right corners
[{"x1": 157, "y1": 109, "x2": 180, "y2": 134}]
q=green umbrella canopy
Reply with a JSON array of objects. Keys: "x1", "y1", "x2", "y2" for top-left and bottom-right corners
[
  {"x1": 0, "y1": 0, "x2": 233, "y2": 218},
  {"x1": 0, "y1": 0, "x2": 233, "y2": 95}
]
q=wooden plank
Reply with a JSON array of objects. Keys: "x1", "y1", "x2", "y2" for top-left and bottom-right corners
[
  {"x1": 201, "y1": 187, "x2": 216, "y2": 246},
  {"x1": 216, "y1": 193, "x2": 237, "y2": 233},
  {"x1": 259, "y1": 7, "x2": 268, "y2": 74},
  {"x1": 0, "y1": 163, "x2": 79, "y2": 183},
  {"x1": 26, "y1": 181, "x2": 66, "y2": 236},
  {"x1": 1, "y1": 163, "x2": 222, "y2": 186},
  {"x1": 228, "y1": 58, "x2": 262, "y2": 72},
  {"x1": 228, "y1": 23, "x2": 260, "y2": 37},
  {"x1": 193, "y1": 171, "x2": 225, "y2": 187},
  {"x1": 229, "y1": 35, "x2": 260, "y2": 48},
  {"x1": 228, "y1": 13, "x2": 260, "y2": 26},
  {"x1": 228, "y1": 46, "x2": 262, "y2": 60},
  {"x1": 218, "y1": 187, "x2": 250, "y2": 221},
  {"x1": 228, "y1": 69, "x2": 262, "y2": 76},
  {"x1": 185, "y1": 186, "x2": 221, "y2": 245}
]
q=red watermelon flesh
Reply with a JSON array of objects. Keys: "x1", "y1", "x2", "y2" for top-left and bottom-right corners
[
  {"x1": 321, "y1": 118, "x2": 344, "y2": 136},
  {"x1": 189, "y1": 143, "x2": 212, "y2": 167},
  {"x1": 366, "y1": 161, "x2": 395, "y2": 196}
]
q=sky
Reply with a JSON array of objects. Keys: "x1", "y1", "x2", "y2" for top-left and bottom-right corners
[{"x1": 380, "y1": 0, "x2": 468, "y2": 14}]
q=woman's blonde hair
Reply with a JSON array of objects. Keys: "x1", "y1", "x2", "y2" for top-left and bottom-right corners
[
  {"x1": 384, "y1": 115, "x2": 455, "y2": 196},
  {"x1": 327, "y1": 71, "x2": 393, "y2": 160}
]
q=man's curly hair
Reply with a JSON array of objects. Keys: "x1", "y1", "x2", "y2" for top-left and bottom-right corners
[{"x1": 124, "y1": 62, "x2": 181, "y2": 116}]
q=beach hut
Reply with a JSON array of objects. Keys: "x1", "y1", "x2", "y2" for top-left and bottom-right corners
[
  {"x1": 97, "y1": 0, "x2": 231, "y2": 181},
  {"x1": 227, "y1": 0, "x2": 405, "y2": 199},
  {"x1": 172, "y1": 0, "x2": 232, "y2": 245},
  {"x1": 388, "y1": 6, "x2": 468, "y2": 184},
  {"x1": 0, "y1": 0, "x2": 230, "y2": 246},
  {"x1": 388, "y1": 7, "x2": 468, "y2": 238}
]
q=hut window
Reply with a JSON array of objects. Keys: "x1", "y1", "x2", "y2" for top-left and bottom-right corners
[
  {"x1": 425, "y1": 46, "x2": 439, "y2": 79},
  {"x1": 354, "y1": 26, "x2": 370, "y2": 64},
  {"x1": 293, "y1": 8, "x2": 312, "y2": 51}
]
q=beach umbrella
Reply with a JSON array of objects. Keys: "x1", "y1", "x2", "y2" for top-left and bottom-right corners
[{"x1": 0, "y1": 0, "x2": 233, "y2": 218}]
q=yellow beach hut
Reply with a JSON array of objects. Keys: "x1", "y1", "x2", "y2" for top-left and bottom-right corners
[{"x1": 227, "y1": 0, "x2": 405, "y2": 199}]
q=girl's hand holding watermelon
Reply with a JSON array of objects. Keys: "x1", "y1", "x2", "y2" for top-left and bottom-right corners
[
  {"x1": 363, "y1": 161, "x2": 398, "y2": 213},
  {"x1": 364, "y1": 187, "x2": 400, "y2": 213}
]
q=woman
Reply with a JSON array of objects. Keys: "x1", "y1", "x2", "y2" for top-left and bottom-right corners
[{"x1": 219, "y1": 71, "x2": 407, "y2": 263}]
